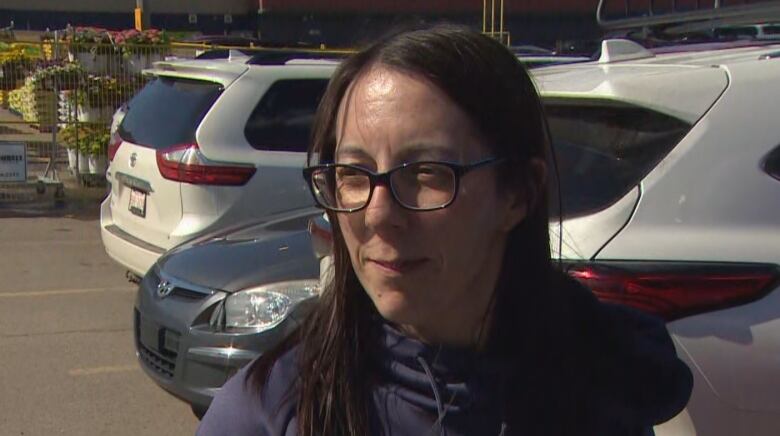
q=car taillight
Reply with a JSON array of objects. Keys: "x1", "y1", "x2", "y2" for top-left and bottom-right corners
[
  {"x1": 565, "y1": 261, "x2": 779, "y2": 321},
  {"x1": 308, "y1": 215, "x2": 332, "y2": 259},
  {"x1": 156, "y1": 143, "x2": 256, "y2": 186},
  {"x1": 107, "y1": 133, "x2": 122, "y2": 162}
]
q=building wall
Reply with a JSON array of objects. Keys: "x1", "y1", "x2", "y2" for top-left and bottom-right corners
[
  {"x1": 260, "y1": 0, "x2": 598, "y2": 14},
  {"x1": 0, "y1": 0, "x2": 255, "y2": 14},
  {"x1": 0, "y1": 0, "x2": 256, "y2": 32},
  {"x1": 259, "y1": 0, "x2": 761, "y2": 15}
]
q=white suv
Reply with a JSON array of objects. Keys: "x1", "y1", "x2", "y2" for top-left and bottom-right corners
[
  {"x1": 315, "y1": 38, "x2": 780, "y2": 436},
  {"x1": 100, "y1": 55, "x2": 338, "y2": 277},
  {"x1": 527, "y1": 39, "x2": 780, "y2": 435}
]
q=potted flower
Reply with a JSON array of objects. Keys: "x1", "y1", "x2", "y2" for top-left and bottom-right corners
[
  {"x1": 76, "y1": 135, "x2": 90, "y2": 173},
  {"x1": 0, "y1": 43, "x2": 38, "y2": 106},
  {"x1": 28, "y1": 62, "x2": 85, "y2": 130},
  {"x1": 58, "y1": 124, "x2": 92, "y2": 173},
  {"x1": 87, "y1": 127, "x2": 110, "y2": 174},
  {"x1": 58, "y1": 124, "x2": 78, "y2": 171},
  {"x1": 117, "y1": 28, "x2": 169, "y2": 75},
  {"x1": 64, "y1": 27, "x2": 117, "y2": 75},
  {"x1": 74, "y1": 76, "x2": 122, "y2": 123}
]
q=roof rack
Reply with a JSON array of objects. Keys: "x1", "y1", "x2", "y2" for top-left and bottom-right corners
[
  {"x1": 246, "y1": 49, "x2": 349, "y2": 66},
  {"x1": 596, "y1": 0, "x2": 780, "y2": 31}
]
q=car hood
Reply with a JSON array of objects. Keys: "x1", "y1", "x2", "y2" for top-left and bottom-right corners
[{"x1": 157, "y1": 210, "x2": 321, "y2": 293}]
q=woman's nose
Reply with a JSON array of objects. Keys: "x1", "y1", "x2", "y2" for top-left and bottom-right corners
[{"x1": 364, "y1": 184, "x2": 406, "y2": 230}]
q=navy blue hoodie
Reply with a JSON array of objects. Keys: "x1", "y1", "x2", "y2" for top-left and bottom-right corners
[{"x1": 197, "y1": 277, "x2": 692, "y2": 436}]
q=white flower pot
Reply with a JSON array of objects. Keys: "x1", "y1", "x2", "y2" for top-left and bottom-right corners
[
  {"x1": 88, "y1": 154, "x2": 107, "y2": 175},
  {"x1": 77, "y1": 105, "x2": 109, "y2": 123},
  {"x1": 77, "y1": 151, "x2": 89, "y2": 173},
  {"x1": 126, "y1": 51, "x2": 165, "y2": 75},
  {"x1": 74, "y1": 51, "x2": 110, "y2": 75},
  {"x1": 67, "y1": 148, "x2": 77, "y2": 171}
]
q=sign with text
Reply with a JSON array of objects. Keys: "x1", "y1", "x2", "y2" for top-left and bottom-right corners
[{"x1": 0, "y1": 143, "x2": 27, "y2": 183}]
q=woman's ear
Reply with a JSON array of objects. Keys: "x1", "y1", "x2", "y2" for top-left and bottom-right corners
[{"x1": 500, "y1": 158, "x2": 547, "y2": 232}]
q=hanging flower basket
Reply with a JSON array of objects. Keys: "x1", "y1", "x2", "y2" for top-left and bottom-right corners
[
  {"x1": 114, "y1": 29, "x2": 170, "y2": 75},
  {"x1": 63, "y1": 27, "x2": 119, "y2": 75},
  {"x1": 70, "y1": 51, "x2": 112, "y2": 75}
]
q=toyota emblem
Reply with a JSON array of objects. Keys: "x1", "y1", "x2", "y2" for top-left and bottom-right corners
[
  {"x1": 157, "y1": 281, "x2": 175, "y2": 298},
  {"x1": 129, "y1": 152, "x2": 138, "y2": 168}
]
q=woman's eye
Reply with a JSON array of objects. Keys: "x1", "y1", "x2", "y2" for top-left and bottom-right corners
[
  {"x1": 414, "y1": 166, "x2": 436, "y2": 176},
  {"x1": 337, "y1": 168, "x2": 360, "y2": 177},
  {"x1": 412, "y1": 165, "x2": 446, "y2": 179},
  {"x1": 335, "y1": 168, "x2": 367, "y2": 184}
]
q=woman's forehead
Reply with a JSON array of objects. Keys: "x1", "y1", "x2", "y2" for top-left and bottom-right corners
[{"x1": 334, "y1": 66, "x2": 485, "y2": 162}]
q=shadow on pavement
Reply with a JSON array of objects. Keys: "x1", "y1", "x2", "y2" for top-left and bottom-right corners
[{"x1": 0, "y1": 186, "x2": 105, "y2": 220}]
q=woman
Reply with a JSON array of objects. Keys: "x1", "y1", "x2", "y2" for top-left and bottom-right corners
[{"x1": 198, "y1": 26, "x2": 692, "y2": 436}]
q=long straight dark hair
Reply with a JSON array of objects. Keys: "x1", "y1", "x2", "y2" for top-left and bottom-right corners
[{"x1": 248, "y1": 24, "x2": 565, "y2": 435}]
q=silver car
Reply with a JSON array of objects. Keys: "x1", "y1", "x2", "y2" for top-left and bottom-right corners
[{"x1": 134, "y1": 207, "x2": 324, "y2": 417}]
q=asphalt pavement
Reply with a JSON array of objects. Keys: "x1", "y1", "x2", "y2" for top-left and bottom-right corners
[{"x1": 0, "y1": 199, "x2": 199, "y2": 435}]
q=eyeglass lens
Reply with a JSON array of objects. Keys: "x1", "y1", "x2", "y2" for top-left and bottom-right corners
[{"x1": 311, "y1": 163, "x2": 457, "y2": 210}]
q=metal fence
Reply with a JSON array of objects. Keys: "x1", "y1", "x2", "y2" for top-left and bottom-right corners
[
  {"x1": 0, "y1": 31, "x2": 339, "y2": 203},
  {"x1": 0, "y1": 33, "x2": 192, "y2": 202}
]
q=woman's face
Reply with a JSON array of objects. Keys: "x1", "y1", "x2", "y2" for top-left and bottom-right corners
[{"x1": 334, "y1": 66, "x2": 528, "y2": 346}]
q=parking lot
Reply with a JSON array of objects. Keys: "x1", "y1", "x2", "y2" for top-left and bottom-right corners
[{"x1": 0, "y1": 208, "x2": 198, "y2": 435}]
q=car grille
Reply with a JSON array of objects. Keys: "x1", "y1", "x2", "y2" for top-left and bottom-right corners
[
  {"x1": 137, "y1": 341, "x2": 176, "y2": 379},
  {"x1": 169, "y1": 286, "x2": 210, "y2": 300},
  {"x1": 151, "y1": 268, "x2": 213, "y2": 300},
  {"x1": 134, "y1": 309, "x2": 178, "y2": 379}
]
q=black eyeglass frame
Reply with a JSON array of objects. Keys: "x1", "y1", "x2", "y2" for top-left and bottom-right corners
[{"x1": 302, "y1": 157, "x2": 505, "y2": 213}]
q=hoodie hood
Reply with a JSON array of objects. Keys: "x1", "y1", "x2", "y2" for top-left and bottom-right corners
[
  {"x1": 198, "y1": 272, "x2": 692, "y2": 436},
  {"x1": 368, "y1": 274, "x2": 692, "y2": 435},
  {"x1": 374, "y1": 323, "x2": 513, "y2": 414}
]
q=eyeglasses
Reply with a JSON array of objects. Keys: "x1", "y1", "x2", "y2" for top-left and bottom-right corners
[{"x1": 302, "y1": 157, "x2": 504, "y2": 212}]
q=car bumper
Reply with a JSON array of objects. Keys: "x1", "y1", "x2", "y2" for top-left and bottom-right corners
[
  {"x1": 133, "y1": 267, "x2": 302, "y2": 412},
  {"x1": 100, "y1": 196, "x2": 166, "y2": 277}
]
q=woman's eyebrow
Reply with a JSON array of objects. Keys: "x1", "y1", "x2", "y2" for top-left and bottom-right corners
[
  {"x1": 334, "y1": 143, "x2": 461, "y2": 162},
  {"x1": 396, "y1": 143, "x2": 459, "y2": 161},
  {"x1": 334, "y1": 145, "x2": 371, "y2": 161}
]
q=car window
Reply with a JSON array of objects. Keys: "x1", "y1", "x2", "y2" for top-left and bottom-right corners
[
  {"x1": 763, "y1": 25, "x2": 780, "y2": 35},
  {"x1": 118, "y1": 77, "x2": 222, "y2": 149},
  {"x1": 545, "y1": 99, "x2": 691, "y2": 218},
  {"x1": 714, "y1": 26, "x2": 758, "y2": 39},
  {"x1": 244, "y1": 79, "x2": 329, "y2": 152}
]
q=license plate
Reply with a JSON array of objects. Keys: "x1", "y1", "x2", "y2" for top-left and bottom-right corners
[{"x1": 129, "y1": 188, "x2": 147, "y2": 218}]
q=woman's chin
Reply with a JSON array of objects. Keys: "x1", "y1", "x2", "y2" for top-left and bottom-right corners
[{"x1": 369, "y1": 292, "x2": 420, "y2": 325}]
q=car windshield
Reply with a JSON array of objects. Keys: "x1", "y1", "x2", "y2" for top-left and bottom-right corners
[
  {"x1": 118, "y1": 77, "x2": 223, "y2": 149},
  {"x1": 545, "y1": 100, "x2": 691, "y2": 218}
]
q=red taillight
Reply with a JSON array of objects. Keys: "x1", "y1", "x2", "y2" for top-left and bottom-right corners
[
  {"x1": 156, "y1": 143, "x2": 256, "y2": 186},
  {"x1": 108, "y1": 133, "x2": 122, "y2": 162},
  {"x1": 566, "y1": 262, "x2": 779, "y2": 321}
]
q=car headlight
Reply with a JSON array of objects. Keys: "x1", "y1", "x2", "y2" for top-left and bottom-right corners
[{"x1": 224, "y1": 280, "x2": 319, "y2": 331}]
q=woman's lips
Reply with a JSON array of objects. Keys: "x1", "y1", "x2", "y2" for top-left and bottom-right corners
[{"x1": 368, "y1": 258, "x2": 427, "y2": 274}]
